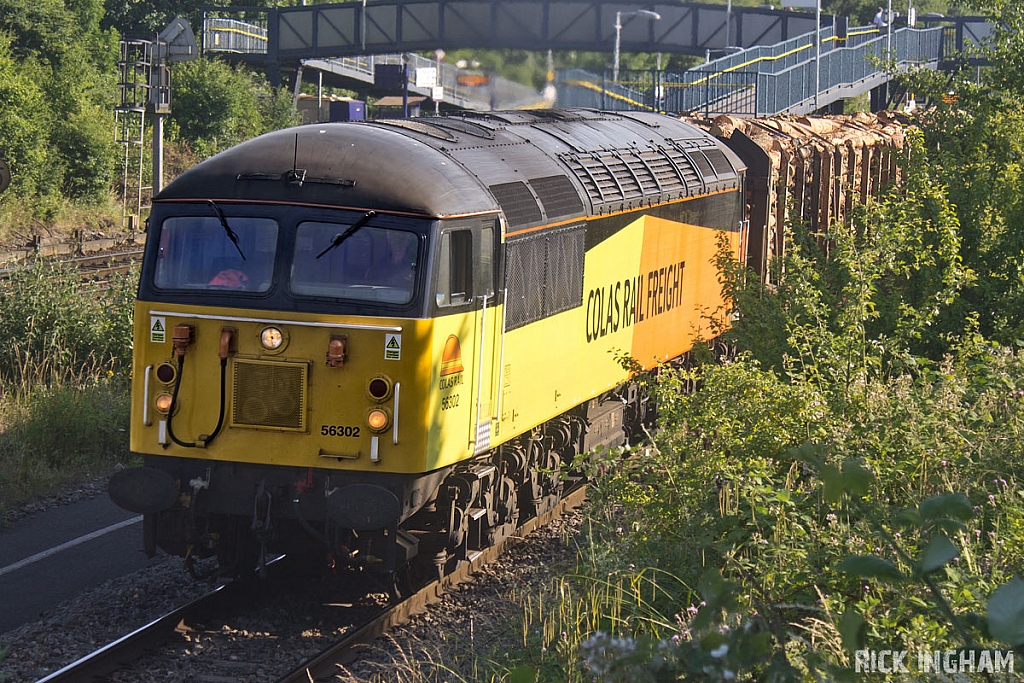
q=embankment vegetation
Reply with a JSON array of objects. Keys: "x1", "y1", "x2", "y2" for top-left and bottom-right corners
[
  {"x1": 474, "y1": 3, "x2": 1024, "y2": 680},
  {"x1": 340, "y1": 3, "x2": 1024, "y2": 681},
  {"x1": 0, "y1": 262, "x2": 137, "y2": 517}
]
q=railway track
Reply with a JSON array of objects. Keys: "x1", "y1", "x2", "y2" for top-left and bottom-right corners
[
  {"x1": 31, "y1": 484, "x2": 585, "y2": 683},
  {"x1": 0, "y1": 249, "x2": 144, "y2": 290},
  {"x1": 35, "y1": 579, "x2": 244, "y2": 683},
  {"x1": 279, "y1": 484, "x2": 586, "y2": 683}
]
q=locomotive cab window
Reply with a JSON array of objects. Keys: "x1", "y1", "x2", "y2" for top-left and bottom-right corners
[
  {"x1": 154, "y1": 215, "x2": 278, "y2": 292},
  {"x1": 290, "y1": 221, "x2": 419, "y2": 304},
  {"x1": 435, "y1": 229, "x2": 473, "y2": 307},
  {"x1": 435, "y1": 224, "x2": 497, "y2": 308}
]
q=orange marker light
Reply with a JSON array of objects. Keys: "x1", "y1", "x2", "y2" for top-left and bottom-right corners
[
  {"x1": 155, "y1": 393, "x2": 174, "y2": 414},
  {"x1": 366, "y1": 408, "x2": 389, "y2": 432}
]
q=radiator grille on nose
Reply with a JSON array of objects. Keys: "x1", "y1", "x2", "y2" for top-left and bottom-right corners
[{"x1": 231, "y1": 359, "x2": 308, "y2": 431}]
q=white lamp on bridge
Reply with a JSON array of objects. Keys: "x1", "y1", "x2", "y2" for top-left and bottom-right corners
[{"x1": 613, "y1": 9, "x2": 661, "y2": 82}]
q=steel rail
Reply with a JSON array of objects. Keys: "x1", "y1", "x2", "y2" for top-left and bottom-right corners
[
  {"x1": 34, "y1": 581, "x2": 236, "y2": 683},
  {"x1": 0, "y1": 249, "x2": 143, "y2": 282},
  {"x1": 276, "y1": 483, "x2": 587, "y2": 683}
]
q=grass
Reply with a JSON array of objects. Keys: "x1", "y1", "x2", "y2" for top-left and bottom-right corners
[
  {"x1": 0, "y1": 195, "x2": 124, "y2": 248},
  {"x1": 0, "y1": 377, "x2": 133, "y2": 517},
  {"x1": 360, "y1": 347, "x2": 1024, "y2": 682},
  {"x1": 0, "y1": 259, "x2": 137, "y2": 521}
]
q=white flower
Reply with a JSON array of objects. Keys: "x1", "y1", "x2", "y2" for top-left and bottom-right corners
[{"x1": 710, "y1": 644, "x2": 729, "y2": 658}]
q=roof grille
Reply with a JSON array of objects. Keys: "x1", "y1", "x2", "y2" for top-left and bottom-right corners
[
  {"x1": 703, "y1": 147, "x2": 737, "y2": 178},
  {"x1": 430, "y1": 118, "x2": 495, "y2": 139},
  {"x1": 562, "y1": 145, "x2": 708, "y2": 205},
  {"x1": 663, "y1": 147, "x2": 702, "y2": 189},
  {"x1": 639, "y1": 149, "x2": 684, "y2": 193},
  {"x1": 621, "y1": 151, "x2": 660, "y2": 195},
  {"x1": 600, "y1": 153, "x2": 643, "y2": 200},
  {"x1": 529, "y1": 175, "x2": 585, "y2": 220},
  {"x1": 489, "y1": 181, "x2": 543, "y2": 227},
  {"x1": 372, "y1": 120, "x2": 458, "y2": 142},
  {"x1": 684, "y1": 149, "x2": 716, "y2": 180}
]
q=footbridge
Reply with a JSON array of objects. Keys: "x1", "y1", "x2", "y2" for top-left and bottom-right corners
[
  {"x1": 558, "y1": 16, "x2": 992, "y2": 116},
  {"x1": 201, "y1": 1, "x2": 992, "y2": 117}
]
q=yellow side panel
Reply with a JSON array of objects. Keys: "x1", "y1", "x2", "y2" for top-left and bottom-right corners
[
  {"x1": 498, "y1": 213, "x2": 738, "y2": 442},
  {"x1": 424, "y1": 300, "x2": 502, "y2": 471}
]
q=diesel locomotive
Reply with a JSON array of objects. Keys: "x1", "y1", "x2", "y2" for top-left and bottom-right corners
[{"x1": 108, "y1": 109, "x2": 746, "y2": 578}]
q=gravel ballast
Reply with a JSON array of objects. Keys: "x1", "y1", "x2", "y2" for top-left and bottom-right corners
[{"x1": 1, "y1": 487, "x2": 583, "y2": 683}]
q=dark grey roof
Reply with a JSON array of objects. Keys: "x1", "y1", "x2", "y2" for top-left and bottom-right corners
[
  {"x1": 157, "y1": 109, "x2": 745, "y2": 229},
  {"x1": 156, "y1": 122, "x2": 499, "y2": 218}
]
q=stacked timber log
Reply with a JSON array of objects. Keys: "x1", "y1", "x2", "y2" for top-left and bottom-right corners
[{"x1": 706, "y1": 112, "x2": 909, "y2": 283}]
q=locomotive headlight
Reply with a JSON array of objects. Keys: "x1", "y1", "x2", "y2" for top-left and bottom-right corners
[
  {"x1": 366, "y1": 407, "x2": 391, "y2": 433},
  {"x1": 155, "y1": 362, "x2": 176, "y2": 384},
  {"x1": 367, "y1": 375, "x2": 393, "y2": 402},
  {"x1": 154, "y1": 393, "x2": 174, "y2": 414},
  {"x1": 260, "y1": 326, "x2": 286, "y2": 352}
]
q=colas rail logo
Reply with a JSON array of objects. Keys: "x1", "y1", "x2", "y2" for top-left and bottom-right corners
[{"x1": 440, "y1": 334, "x2": 464, "y2": 389}]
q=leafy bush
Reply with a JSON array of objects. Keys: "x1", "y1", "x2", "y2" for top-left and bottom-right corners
[
  {"x1": 490, "y1": 64, "x2": 1024, "y2": 679},
  {"x1": 168, "y1": 58, "x2": 300, "y2": 159}
]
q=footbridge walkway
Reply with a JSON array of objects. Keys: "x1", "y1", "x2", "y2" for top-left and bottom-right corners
[
  {"x1": 558, "y1": 17, "x2": 992, "y2": 117},
  {"x1": 202, "y1": 10, "x2": 992, "y2": 117}
]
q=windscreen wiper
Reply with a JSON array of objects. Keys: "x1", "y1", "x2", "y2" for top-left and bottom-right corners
[
  {"x1": 207, "y1": 200, "x2": 246, "y2": 261},
  {"x1": 316, "y1": 211, "x2": 377, "y2": 259}
]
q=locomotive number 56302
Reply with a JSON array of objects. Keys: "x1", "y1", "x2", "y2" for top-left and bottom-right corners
[{"x1": 321, "y1": 425, "x2": 361, "y2": 437}]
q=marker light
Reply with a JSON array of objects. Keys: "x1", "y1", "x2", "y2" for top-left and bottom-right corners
[
  {"x1": 366, "y1": 408, "x2": 390, "y2": 432},
  {"x1": 155, "y1": 393, "x2": 174, "y2": 414},
  {"x1": 367, "y1": 375, "x2": 393, "y2": 401},
  {"x1": 260, "y1": 326, "x2": 285, "y2": 351},
  {"x1": 156, "y1": 363, "x2": 176, "y2": 384}
]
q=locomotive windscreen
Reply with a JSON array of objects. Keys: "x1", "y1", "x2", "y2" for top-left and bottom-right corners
[
  {"x1": 154, "y1": 216, "x2": 278, "y2": 292},
  {"x1": 291, "y1": 223, "x2": 419, "y2": 304}
]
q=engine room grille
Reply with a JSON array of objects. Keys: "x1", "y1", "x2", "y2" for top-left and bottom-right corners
[
  {"x1": 662, "y1": 147, "x2": 702, "y2": 189},
  {"x1": 561, "y1": 146, "x2": 709, "y2": 207},
  {"x1": 685, "y1": 149, "x2": 716, "y2": 180},
  {"x1": 702, "y1": 148, "x2": 738, "y2": 179},
  {"x1": 505, "y1": 224, "x2": 586, "y2": 330},
  {"x1": 231, "y1": 359, "x2": 308, "y2": 431}
]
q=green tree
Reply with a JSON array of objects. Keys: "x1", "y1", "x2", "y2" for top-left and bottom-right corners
[
  {"x1": 168, "y1": 57, "x2": 298, "y2": 158},
  {"x1": 0, "y1": 0, "x2": 119, "y2": 211},
  {"x1": 0, "y1": 34, "x2": 53, "y2": 200},
  {"x1": 898, "y1": 0, "x2": 1024, "y2": 343}
]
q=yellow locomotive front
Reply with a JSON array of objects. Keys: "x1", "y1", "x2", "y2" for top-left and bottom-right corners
[
  {"x1": 109, "y1": 122, "x2": 507, "y2": 577},
  {"x1": 134, "y1": 214, "x2": 430, "y2": 472}
]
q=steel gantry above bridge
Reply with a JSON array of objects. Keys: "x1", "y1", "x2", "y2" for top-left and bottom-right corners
[{"x1": 203, "y1": 0, "x2": 827, "y2": 68}]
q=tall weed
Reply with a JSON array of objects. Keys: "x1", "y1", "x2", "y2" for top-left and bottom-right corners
[{"x1": 0, "y1": 259, "x2": 136, "y2": 516}]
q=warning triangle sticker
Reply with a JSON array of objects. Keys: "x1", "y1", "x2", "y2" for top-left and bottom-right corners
[
  {"x1": 386, "y1": 337, "x2": 400, "y2": 349},
  {"x1": 152, "y1": 320, "x2": 164, "y2": 331}
]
